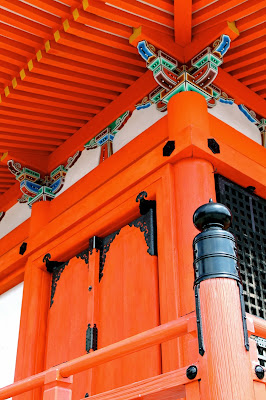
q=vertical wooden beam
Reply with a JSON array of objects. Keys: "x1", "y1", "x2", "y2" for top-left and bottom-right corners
[
  {"x1": 167, "y1": 92, "x2": 216, "y2": 369},
  {"x1": 174, "y1": 0, "x2": 192, "y2": 46},
  {"x1": 14, "y1": 201, "x2": 51, "y2": 400}
]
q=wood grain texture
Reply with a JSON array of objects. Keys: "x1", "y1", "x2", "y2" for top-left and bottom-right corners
[{"x1": 200, "y1": 278, "x2": 255, "y2": 400}]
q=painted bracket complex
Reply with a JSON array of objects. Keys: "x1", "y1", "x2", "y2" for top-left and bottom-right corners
[
  {"x1": 135, "y1": 36, "x2": 263, "y2": 129},
  {"x1": 7, "y1": 151, "x2": 81, "y2": 207},
  {"x1": 136, "y1": 35, "x2": 232, "y2": 111},
  {"x1": 84, "y1": 111, "x2": 131, "y2": 162}
]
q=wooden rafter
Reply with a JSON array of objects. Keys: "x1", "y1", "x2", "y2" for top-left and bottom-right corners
[
  {"x1": 82, "y1": 0, "x2": 174, "y2": 36},
  {"x1": 192, "y1": 0, "x2": 265, "y2": 34},
  {"x1": 184, "y1": 20, "x2": 239, "y2": 62}
]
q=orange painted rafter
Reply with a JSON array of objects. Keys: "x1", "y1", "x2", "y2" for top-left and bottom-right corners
[
  {"x1": 214, "y1": 68, "x2": 266, "y2": 117},
  {"x1": 96, "y1": 0, "x2": 174, "y2": 27},
  {"x1": 0, "y1": 177, "x2": 14, "y2": 183},
  {"x1": 241, "y1": 71, "x2": 266, "y2": 86},
  {"x1": 174, "y1": 0, "x2": 192, "y2": 45},
  {"x1": 56, "y1": 0, "x2": 80, "y2": 6},
  {"x1": 0, "y1": 0, "x2": 60, "y2": 27},
  {"x1": 72, "y1": 8, "x2": 133, "y2": 39},
  {"x1": 63, "y1": 18, "x2": 134, "y2": 54},
  {"x1": 0, "y1": 48, "x2": 26, "y2": 67},
  {"x1": 26, "y1": 60, "x2": 127, "y2": 92},
  {"x1": 19, "y1": 70, "x2": 119, "y2": 100},
  {"x1": 192, "y1": 0, "x2": 220, "y2": 12},
  {"x1": 48, "y1": 69, "x2": 157, "y2": 170},
  {"x1": 82, "y1": 0, "x2": 173, "y2": 36},
  {"x1": 0, "y1": 105, "x2": 86, "y2": 127},
  {"x1": 4, "y1": 85, "x2": 103, "y2": 114},
  {"x1": 0, "y1": 116, "x2": 75, "y2": 135},
  {"x1": 230, "y1": 59, "x2": 265, "y2": 80},
  {"x1": 236, "y1": 9, "x2": 266, "y2": 32},
  {"x1": 0, "y1": 61, "x2": 19, "y2": 76},
  {"x1": 0, "y1": 7, "x2": 52, "y2": 38},
  {"x1": 130, "y1": 25, "x2": 184, "y2": 62},
  {"x1": 35, "y1": 50, "x2": 137, "y2": 85},
  {"x1": 11, "y1": 77, "x2": 111, "y2": 108},
  {"x1": 230, "y1": 23, "x2": 266, "y2": 49},
  {"x1": 0, "y1": 140, "x2": 57, "y2": 152},
  {"x1": 0, "y1": 123, "x2": 72, "y2": 139},
  {"x1": 223, "y1": 48, "x2": 265, "y2": 72},
  {"x1": 0, "y1": 22, "x2": 43, "y2": 48},
  {"x1": 44, "y1": 40, "x2": 145, "y2": 77},
  {"x1": 257, "y1": 89, "x2": 266, "y2": 97},
  {"x1": 145, "y1": 0, "x2": 174, "y2": 13},
  {"x1": 249, "y1": 81, "x2": 266, "y2": 92},
  {"x1": 0, "y1": 36, "x2": 34, "y2": 58},
  {"x1": 184, "y1": 20, "x2": 239, "y2": 62},
  {"x1": 192, "y1": 0, "x2": 246, "y2": 27},
  {"x1": 0, "y1": 72, "x2": 12, "y2": 86},
  {"x1": 24, "y1": 0, "x2": 71, "y2": 19},
  {"x1": 224, "y1": 37, "x2": 266, "y2": 61},
  {"x1": 0, "y1": 96, "x2": 94, "y2": 120},
  {"x1": 0, "y1": 132, "x2": 64, "y2": 147},
  {"x1": 54, "y1": 30, "x2": 144, "y2": 67},
  {"x1": 192, "y1": 0, "x2": 265, "y2": 34}
]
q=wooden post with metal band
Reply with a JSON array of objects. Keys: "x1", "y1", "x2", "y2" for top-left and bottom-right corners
[{"x1": 192, "y1": 200, "x2": 255, "y2": 400}]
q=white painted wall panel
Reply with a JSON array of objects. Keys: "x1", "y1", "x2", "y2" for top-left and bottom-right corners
[
  {"x1": 209, "y1": 102, "x2": 262, "y2": 144},
  {"x1": 0, "y1": 203, "x2": 31, "y2": 239},
  {"x1": 0, "y1": 282, "x2": 23, "y2": 388},
  {"x1": 57, "y1": 147, "x2": 101, "y2": 196},
  {"x1": 113, "y1": 104, "x2": 167, "y2": 153}
]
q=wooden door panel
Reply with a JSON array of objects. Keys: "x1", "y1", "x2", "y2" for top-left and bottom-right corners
[
  {"x1": 94, "y1": 220, "x2": 161, "y2": 394},
  {"x1": 45, "y1": 255, "x2": 90, "y2": 399}
]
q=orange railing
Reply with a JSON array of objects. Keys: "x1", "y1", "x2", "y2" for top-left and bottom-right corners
[
  {"x1": 1, "y1": 313, "x2": 265, "y2": 400},
  {"x1": 0, "y1": 313, "x2": 196, "y2": 400},
  {"x1": 250, "y1": 314, "x2": 266, "y2": 339}
]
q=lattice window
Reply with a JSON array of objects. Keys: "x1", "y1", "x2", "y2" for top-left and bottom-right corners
[
  {"x1": 251, "y1": 336, "x2": 266, "y2": 367},
  {"x1": 215, "y1": 175, "x2": 266, "y2": 319}
]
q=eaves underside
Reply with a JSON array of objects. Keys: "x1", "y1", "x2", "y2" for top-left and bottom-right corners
[{"x1": 0, "y1": 0, "x2": 265, "y2": 201}]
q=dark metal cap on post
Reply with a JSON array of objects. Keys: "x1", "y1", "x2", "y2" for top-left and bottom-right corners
[
  {"x1": 193, "y1": 199, "x2": 241, "y2": 286},
  {"x1": 192, "y1": 199, "x2": 249, "y2": 353}
]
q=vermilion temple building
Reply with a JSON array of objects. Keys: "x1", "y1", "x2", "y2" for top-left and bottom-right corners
[{"x1": 0, "y1": 1, "x2": 265, "y2": 400}]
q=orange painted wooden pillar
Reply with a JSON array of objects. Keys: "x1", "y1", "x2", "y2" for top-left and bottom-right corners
[
  {"x1": 167, "y1": 92, "x2": 216, "y2": 367},
  {"x1": 192, "y1": 201, "x2": 255, "y2": 400},
  {"x1": 15, "y1": 201, "x2": 52, "y2": 400}
]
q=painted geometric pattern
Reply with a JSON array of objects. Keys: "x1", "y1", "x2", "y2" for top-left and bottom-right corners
[
  {"x1": 7, "y1": 151, "x2": 81, "y2": 208},
  {"x1": 136, "y1": 36, "x2": 262, "y2": 129},
  {"x1": 84, "y1": 111, "x2": 131, "y2": 150},
  {"x1": 84, "y1": 111, "x2": 131, "y2": 162}
]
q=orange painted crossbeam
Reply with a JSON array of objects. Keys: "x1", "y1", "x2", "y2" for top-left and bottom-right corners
[
  {"x1": 250, "y1": 314, "x2": 266, "y2": 339},
  {"x1": 0, "y1": 315, "x2": 195, "y2": 399},
  {"x1": 60, "y1": 315, "x2": 195, "y2": 377}
]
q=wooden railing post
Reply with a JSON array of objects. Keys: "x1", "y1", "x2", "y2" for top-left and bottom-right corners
[
  {"x1": 43, "y1": 369, "x2": 73, "y2": 400},
  {"x1": 192, "y1": 200, "x2": 256, "y2": 400}
]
